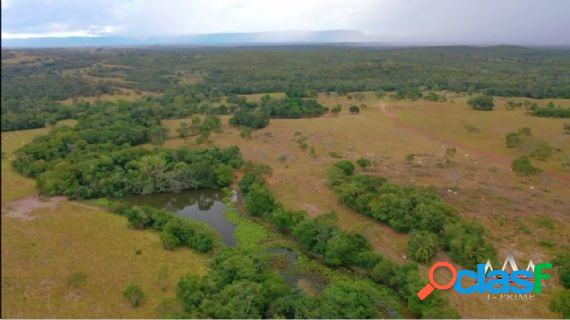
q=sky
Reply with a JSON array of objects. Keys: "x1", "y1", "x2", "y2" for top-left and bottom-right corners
[{"x1": 2, "y1": 0, "x2": 570, "y2": 45}]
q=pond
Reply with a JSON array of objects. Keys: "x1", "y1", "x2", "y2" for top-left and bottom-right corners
[{"x1": 123, "y1": 189, "x2": 236, "y2": 246}]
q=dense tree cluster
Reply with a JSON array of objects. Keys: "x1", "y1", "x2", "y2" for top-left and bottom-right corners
[
  {"x1": 238, "y1": 165, "x2": 458, "y2": 318},
  {"x1": 530, "y1": 102, "x2": 570, "y2": 118},
  {"x1": 4, "y1": 46, "x2": 570, "y2": 131},
  {"x1": 327, "y1": 160, "x2": 495, "y2": 267},
  {"x1": 113, "y1": 46, "x2": 570, "y2": 98},
  {"x1": 168, "y1": 247, "x2": 403, "y2": 318},
  {"x1": 468, "y1": 94, "x2": 495, "y2": 111},
  {"x1": 12, "y1": 101, "x2": 242, "y2": 199},
  {"x1": 1, "y1": 99, "x2": 90, "y2": 131},
  {"x1": 228, "y1": 95, "x2": 326, "y2": 129}
]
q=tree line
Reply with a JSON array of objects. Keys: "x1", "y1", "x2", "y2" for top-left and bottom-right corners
[
  {"x1": 327, "y1": 160, "x2": 496, "y2": 267},
  {"x1": 12, "y1": 100, "x2": 242, "y2": 199}
]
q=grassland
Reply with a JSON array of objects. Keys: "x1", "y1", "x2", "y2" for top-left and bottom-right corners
[
  {"x1": 1, "y1": 128, "x2": 209, "y2": 318},
  {"x1": 163, "y1": 92, "x2": 569, "y2": 318}
]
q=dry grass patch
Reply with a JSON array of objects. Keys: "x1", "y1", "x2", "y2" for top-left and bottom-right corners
[{"x1": 1, "y1": 127, "x2": 209, "y2": 318}]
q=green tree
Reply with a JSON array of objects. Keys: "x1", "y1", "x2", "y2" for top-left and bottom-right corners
[
  {"x1": 511, "y1": 156, "x2": 541, "y2": 176},
  {"x1": 407, "y1": 231, "x2": 439, "y2": 263},
  {"x1": 468, "y1": 95, "x2": 495, "y2": 111},
  {"x1": 356, "y1": 157, "x2": 372, "y2": 169},
  {"x1": 150, "y1": 126, "x2": 168, "y2": 146},
  {"x1": 334, "y1": 160, "x2": 355, "y2": 175},
  {"x1": 331, "y1": 105, "x2": 341, "y2": 116},
  {"x1": 177, "y1": 122, "x2": 190, "y2": 139},
  {"x1": 550, "y1": 289, "x2": 570, "y2": 318}
]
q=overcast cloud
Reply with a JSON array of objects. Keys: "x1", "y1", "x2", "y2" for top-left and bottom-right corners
[{"x1": 2, "y1": 0, "x2": 569, "y2": 44}]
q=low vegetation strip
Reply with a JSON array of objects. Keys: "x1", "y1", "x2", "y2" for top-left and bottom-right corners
[{"x1": 327, "y1": 160, "x2": 496, "y2": 267}]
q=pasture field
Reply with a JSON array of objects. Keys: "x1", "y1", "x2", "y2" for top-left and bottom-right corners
[
  {"x1": 1, "y1": 129, "x2": 209, "y2": 318},
  {"x1": 163, "y1": 92, "x2": 569, "y2": 318}
]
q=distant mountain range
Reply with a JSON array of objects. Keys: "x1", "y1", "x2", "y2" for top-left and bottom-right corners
[{"x1": 2, "y1": 30, "x2": 379, "y2": 48}]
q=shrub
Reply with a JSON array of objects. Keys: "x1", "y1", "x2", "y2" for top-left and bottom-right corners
[
  {"x1": 331, "y1": 105, "x2": 341, "y2": 116},
  {"x1": 530, "y1": 142, "x2": 553, "y2": 161},
  {"x1": 407, "y1": 231, "x2": 439, "y2": 263},
  {"x1": 292, "y1": 214, "x2": 337, "y2": 255},
  {"x1": 505, "y1": 132, "x2": 523, "y2": 148},
  {"x1": 123, "y1": 283, "x2": 144, "y2": 308},
  {"x1": 356, "y1": 157, "x2": 372, "y2": 169},
  {"x1": 161, "y1": 232, "x2": 181, "y2": 250},
  {"x1": 66, "y1": 272, "x2": 88, "y2": 288},
  {"x1": 531, "y1": 104, "x2": 570, "y2": 118},
  {"x1": 468, "y1": 95, "x2": 494, "y2": 111},
  {"x1": 553, "y1": 253, "x2": 570, "y2": 289},
  {"x1": 271, "y1": 209, "x2": 307, "y2": 231},
  {"x1": 334, "y1": 160, "x2": 355, "y2": 175},
  {"x1": 511, "y1": 156, "x2": 541, "y2": 176},
  {"x1": 349, "y1": 105, "x2": 360, "y2": 114},
  {"x1": 244, "y1": 183, "x2": 278, "y2": 217},
  {"x1": 162, "y1": 218, "x2": 215, "y2": 253},
  {"x1": 442, "y1": 220, "x2": 495, "y2": 267},
  {"x1": 550, "y1": 289, "x2": 570, "y2": 318}
]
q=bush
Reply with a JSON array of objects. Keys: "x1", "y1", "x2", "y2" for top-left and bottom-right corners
[
  {"x1": 442, "y1": 220, "x2": 495, "y2": 267},
  {"x1": 550, "y1": 289, "x2": 570, "y2": 318},
  {"x1": 531, "y1": 103, "x2": 570, "y2": 118},
  {"x1": 407, "y1": 231, "x2": 439, "y2": 263},
  {"x1": 356, "y1": 157, "x2": 372, "y2": 169},
  {"x1": 511, "y1": 156, "x2": 541, "y2": 176},
  {"x1": 292, "y1": 214, "x2": 337, "y2": 255},
  {"x1": 349, "y1": 105, "x2": 360, "y2": 114},
  {"x1": 333, "y1": 160, "x2": 355, "y2": 176},
  {"x1": 161, "y1": 232, "x2": 181, "y2": 250},
  {"x1": 553, "y1": 253, "x2": 570, "y2": 289},
  {"x1": 66, "y1": 272, "x2": 88, "y2": 288},
  {"x1": 244, "y1": 183, "x2": 278, "y2": 217},
  {"x1": 162, "y1": 217, "x2": 215, "y2": 253},
  {"x1": 271, "y1": 208, "x2": 307, "y2": 231},
  {"x1": 505, "y1": 132, "x2": 523, "y2": 148},
  {"x1": 530, "y1": 142, "x2": 553, "y2": 161},
  {"x1": 468, "y1": 95, "x2": 494, "y2": 111},
  {"x1": 123, "y1": 283, "x2": 144, "y2": 308}
]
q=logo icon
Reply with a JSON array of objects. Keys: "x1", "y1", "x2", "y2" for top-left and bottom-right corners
[{"x1": 417, "y1": 253, "x2": 551, "y2": 300}]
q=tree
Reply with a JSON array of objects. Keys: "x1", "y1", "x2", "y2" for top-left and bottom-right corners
[
  {"x1": 244, "y1": 183, "x2": 278, "y2": 217},
  {"x1": 123, "y1": 283, "x2": 144, "y2": 308},
  {"x1": 550, "y1": 289, "x2": 570, "y2": 318},
  {"x1": 468, "y1": 95, "x2": 495, "y2": 111},
  {"x1": 177, "y1": 122, "x2": 190, "y2": 139},
  {"x1": 317, "y1": 279, "x2": 398, "y2": 318},
  {"x1": 349, "y1": 105, "x2": 360, "y2": 114},
  {"x1": 511, "y1": 156, "x2": 541, "y2": 176},
  {"x1": 176, "y1": 274, "x2": 205, "y2": 311},
  {"x1": 442, "y1": 220, "x2": 496, "y2": 267},
  {"x1": 150, "y1": 126, "x2": 168, "y2": 146},
  {"x1": 333, "y1": 160, "x2": 355, "y2": 175},
  {"x1": 356, "y1": 157, "x2": 372, "y2": 169},
  {"x1": 407, "y1": 231, "x2": 439, "y2": 263},
  {"x1": 271, "y1": 208, "x2": 307, "y2": 231},
  {"x1": 331, "y1": 105, "x2": 341, "y2": 116}
]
